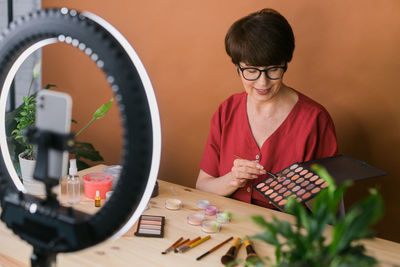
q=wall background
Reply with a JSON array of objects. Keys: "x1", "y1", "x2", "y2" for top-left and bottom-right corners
[{"x1": 41, "y1": 0, "x2": 400, "y2": 242}]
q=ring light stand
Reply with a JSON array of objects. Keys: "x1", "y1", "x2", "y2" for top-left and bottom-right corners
[{"x1": 0, "y1": 8, "x2": 161, "y2": 266}]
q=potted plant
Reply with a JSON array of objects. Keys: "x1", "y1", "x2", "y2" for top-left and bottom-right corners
[
  {"x1": 6, "y1": 60, "x2": 114, "y2": 194},
  {"x1": 242, "y1": 165, "x2": 383, "y2": 267}
]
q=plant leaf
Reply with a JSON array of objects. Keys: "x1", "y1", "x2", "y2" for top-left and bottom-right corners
[
  {"x1": 43, "y1": 84, "x2": 57, "y2": 89},
  {"x1": 93, "y1": 97, "x2": 114, "y2": 119},
  {"x1": 71, "y1": 141, "x2": 104, "y2": 162}
]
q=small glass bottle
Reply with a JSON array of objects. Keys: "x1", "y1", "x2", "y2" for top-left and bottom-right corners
[
  {"x1": 95, "y1": 190, "x2": 101, "y2": 207},
  {"x1": 66, "y1": 159, "x2": 80, "y2": 204}
]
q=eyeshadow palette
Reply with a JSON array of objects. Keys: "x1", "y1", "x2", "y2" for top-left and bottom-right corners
[
  {"x1": 135, "y1": 215, "x2": 165, "y2": 238},
  {"x1": 255, "y1": 163, "x2": 328, "y2": 210},
  {"x1": 254, "y1": 154, "x2": 386, "y2": 211}
]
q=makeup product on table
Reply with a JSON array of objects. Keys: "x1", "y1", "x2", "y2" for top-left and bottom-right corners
[
  {"x1": 216, "y1": 213, "x2": 230, "y2": 224},
  {"x1": 175, "y1": 237, "x2": 201, "y2": 253},
  {"x1": 178, "y1": 235, "x2": 211, "y2": 253},
  {"x1": 172, "y1": 238, "x2": 190, "y2": 253},
  {"x1": 201, "y1": 220, "x2": 221, "y2": 234},
  {"x1": 187, "y1": 213, "x2": 206, "y2": 226},
  {"x1": 66, "y1": 159, "x2": 80, "y2": 205},
  {"x1": 105, "y1": 190, "x2": 113, "y2": 201},
  {"x1": 83, "y1": 173, "x2": 113, "y2": 199},
  {"x1": 103, "y1": 165, "x2": 121, "y2": 188},
  {"x1": 198, "y1": 200, "x2": 210, "y2": 209},
  {"x1": 205, "y1": 205, "x2": 218, "y2": 216},
  {"x1": 170, "y1": 186, "x2": 177, "y2": 195},
  {"x1": 254, "y1": 154, "x2": 386, "y2": 211},
  {"x1": 196, "y1": 236, "x2": 233, "y2": 261},
  {"x1": 94, "y1": 190, "x2": 101, "y2": 207},
  {"x1": 165, "y1": 198, "x2": 182, "y2": 210},
  {"x1": 244, "y1": 236, "x2": 262, "y2": 264},
  {"x1": 134, "y1": 215, "x2": 165, "y2": 238},
  {"x1": 221, "y1": 237, "x2": 242, "y2": 265},
  {"x1": 161, "y1": 237, "x2": 183, "y2": 254}
]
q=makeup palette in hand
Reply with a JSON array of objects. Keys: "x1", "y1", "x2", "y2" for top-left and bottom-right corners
[
  {"x1": 255, "y1": 163, "x2": 327, "y2": 210},
  {"x1": 254, "y1": 154, "x2": 386, "y2": 211}
]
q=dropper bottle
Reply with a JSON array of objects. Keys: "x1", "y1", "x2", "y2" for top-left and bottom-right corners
[
  {"x1": 95, "y1": 190, "x2": 101, "y2": 207},
  {"x1": 66, "y1": 159, "x2": 80, "y2": 204}
]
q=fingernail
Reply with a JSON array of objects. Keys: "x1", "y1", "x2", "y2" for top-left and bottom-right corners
[{"x1": 257, "y1": 164, "x2": 264, "y2": 169}]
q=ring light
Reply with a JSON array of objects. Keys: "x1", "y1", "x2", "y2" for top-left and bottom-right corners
[{"x1": 0, "y1": 6, "x2": 161, "y2": 261}]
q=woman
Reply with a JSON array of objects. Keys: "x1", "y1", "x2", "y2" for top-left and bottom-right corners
[{"x1": 196, "y1": 8, "x2": 338, "y2": 209}]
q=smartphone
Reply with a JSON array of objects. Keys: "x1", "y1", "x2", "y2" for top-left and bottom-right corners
[{"x1": 35, "y1": 90, "x2": 72, "y2": 180}]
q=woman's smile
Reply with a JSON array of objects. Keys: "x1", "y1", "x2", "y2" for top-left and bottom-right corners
[{"x1": 254, "y1": 88, "x2": 271, "y2": 95}]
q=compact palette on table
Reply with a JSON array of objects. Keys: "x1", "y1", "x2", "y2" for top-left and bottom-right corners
[
  {"x1": 254, "y1": 154, "x2": 386, "y2": 211},
  {"x1": 134, "y1": 215, "x2": 165, "y2": 238}
]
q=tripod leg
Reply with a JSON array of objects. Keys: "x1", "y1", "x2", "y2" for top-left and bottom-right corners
[{"x1": 31, "y1": 248, "x2": 57, "y2": 267}]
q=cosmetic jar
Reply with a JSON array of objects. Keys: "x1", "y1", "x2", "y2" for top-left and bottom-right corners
[
  {"x1": 187, "y1": 213, "x2": 206, "y2": 226},
  {"x1": 106, "y1": 191, "x2": 113, "y2": 201},
  {"x1": 201, "y1": 220, "x2": 221, "y2": 234},
  {"x1": 216, "y1": 213, "x2": 230, "y2": 224},
  {"x1": 83, "y1": 173, "x2": 113, "y2": 199},
  {"x1": 165, "y1": 198, "x2": 182, "y2": 210},
  {"x1": 205, "y1": 205, "x2": 218, "y2": 216},
  {"x1": 198, "y1": 200, "x2": 210, "y2": 209},
  {"x1": 103, "y1": 165, "x2": 121, "y2": 189}
]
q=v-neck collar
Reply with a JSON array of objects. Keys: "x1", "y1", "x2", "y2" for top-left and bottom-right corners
[{"x1": 243, "y1": 91, "x2": 302, "y2": 152}]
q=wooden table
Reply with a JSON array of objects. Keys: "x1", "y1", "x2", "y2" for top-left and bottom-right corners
[{"x1": 0, "y1": 165, "x2": 400, "y2": 266}]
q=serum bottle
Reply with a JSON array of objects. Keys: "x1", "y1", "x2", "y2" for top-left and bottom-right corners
[
  {"x1": 95, "y1": 190, "x2": 101, "y2": 207},
  {"x1": 66, "y1": 159, "x2": 80, "y2": 204}
]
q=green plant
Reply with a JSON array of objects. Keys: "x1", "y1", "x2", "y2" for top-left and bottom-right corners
[
  {"x1": 6, "y1": 60, "x2": 114, "y2": 172},
  {"x1": 249, "y1": 165, "x2": 383, "y2": 267},
  {"x1": 10, "y1": 95, "x2": 36, "y2": 159},
  {"x1": 71, "y1": 97, "x2": 114, "y2": 170}
]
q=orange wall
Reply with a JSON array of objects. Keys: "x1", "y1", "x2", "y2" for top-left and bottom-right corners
[{"x1": 42, "y1": 0, "x2": 400, "y2": 242}]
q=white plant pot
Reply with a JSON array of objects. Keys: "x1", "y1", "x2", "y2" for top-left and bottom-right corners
[{"x1": 18, "y1": 153, "x2": 45, "y2": 195}]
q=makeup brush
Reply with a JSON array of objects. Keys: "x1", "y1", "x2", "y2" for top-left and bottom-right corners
[
  {"x1": 178, "y1": 235, "x2": 211, "y2": 253},
  {"x1": 196, "y1": 236, "x2": 233, "y2": 261},
  {"x1": 161, "y1": 237, "x2": 183, "y2": 254},
  {"x1": 173, "y1": 238, "x2": 191, "y2": 253},
  {"x1": 244, "y1": 236, "x2": 262, "y2": 264},
  {"x1": 233, "y1": 154, "x2": 277, "y2": 178},
  {"x1": 175, "y1": 237, "x2": 200, "y2": 253},
  {"x1": 221, "y1": 237, "x2": 242, "y2": 265}
]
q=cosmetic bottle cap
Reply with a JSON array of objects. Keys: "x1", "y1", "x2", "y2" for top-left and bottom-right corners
[
  {"x1": 96, "y1": 190, "x2": 100, "y2": 197},
  {"x1": 69, "y1": 159, "x2": 78, "y2": 175}
]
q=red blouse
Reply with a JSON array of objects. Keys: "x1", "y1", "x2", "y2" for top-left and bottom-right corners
[{"x1": 199, "y1": 91, "x2": 338, "y2": 209}]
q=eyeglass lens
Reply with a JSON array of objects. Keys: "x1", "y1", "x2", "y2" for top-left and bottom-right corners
[{"x1": 242, "y1": 67, "x2": 285, "y2": 80}]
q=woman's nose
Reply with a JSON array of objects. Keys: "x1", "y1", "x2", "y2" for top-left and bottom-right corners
[{"x1": 256, "y1": 72, "x2": 270, "y2": 86}]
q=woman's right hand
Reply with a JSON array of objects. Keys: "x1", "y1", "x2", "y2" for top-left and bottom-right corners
[{"x1": 230, "y1": 159, "x2": 266, "y2": 188}]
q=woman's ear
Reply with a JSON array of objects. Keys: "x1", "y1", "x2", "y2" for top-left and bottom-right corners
[{"x1": 236, "y1": 65, "x2": 240, "y2": 76}]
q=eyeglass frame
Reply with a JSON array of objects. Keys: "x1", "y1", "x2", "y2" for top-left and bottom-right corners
[{"x1": 237, "y1": 62, "x2": 288, "y2": 81}]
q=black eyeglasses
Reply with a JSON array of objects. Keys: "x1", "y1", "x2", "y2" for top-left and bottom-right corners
[{"x1": 237, "y1": 63, "x2": 287, "y2": 81}]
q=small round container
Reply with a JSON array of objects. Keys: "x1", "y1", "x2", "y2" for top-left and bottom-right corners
[
  {"x1": 103, "y1": 165, "x2": 121, "y2": 189},
  {"x1": 165, "y1": 198, "x2": 182, "y2": 210},
  {"x1": 198, "y1": 200, "x2": 210, "y2": 209},
  {"x1": 83, "y1": 173, "x2": 113, "y2": 199},
  {"x1": 205, "y1": 205, "x2": 218, "y2": 216},
  {"x1": 216, "y1": 213, "x2": 230, "y2": 224},
  {"x1": 201, "y1": 220, "x2": 221, "y2": 233},
  {"x1": 106, "y1": 191, "x2": 113, "y2": 201},
  {"x1": 187, "y1": 213, "x2": 206, "y2": 226}
]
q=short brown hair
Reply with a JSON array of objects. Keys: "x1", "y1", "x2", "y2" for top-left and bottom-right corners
[{"x1": 225, "y1": 8, "x2": 295, "y2": 67}]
